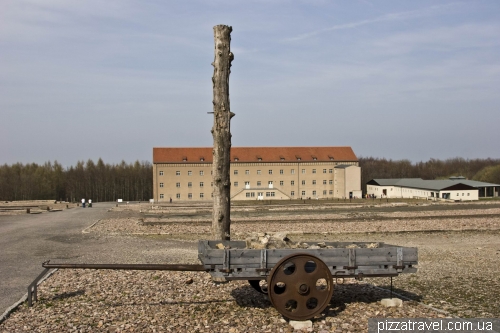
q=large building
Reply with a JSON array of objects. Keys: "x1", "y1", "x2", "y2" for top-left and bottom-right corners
[
  {"x1": 365, "y1": 178, "x2": 500, "y2": 201},
  {"x1": 153, "y1": 147, "x2": 361, "y2": 202}
]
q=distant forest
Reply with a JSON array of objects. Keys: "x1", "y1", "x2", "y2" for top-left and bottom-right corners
[
  {"x1": 0, "y1": 159, "x2": 152, "y2": 202},
  {"x1": 359, "y1": 157, "x2": 500, "y2": 192},
  {"x1": 0, "y1": 157, "x2": 499, "y2": 201}
]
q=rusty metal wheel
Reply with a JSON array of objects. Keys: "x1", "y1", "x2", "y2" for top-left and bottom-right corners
[
  {"x1": 248, "y1": 280, "x2": 268, "y2": 294},
  {"x1": 267, "y1": 253, "x2": 334, "y2": 321}
]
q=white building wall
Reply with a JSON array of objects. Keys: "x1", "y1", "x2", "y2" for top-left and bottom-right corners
[
  {"x1": 445, "y1": 189, "x2": 478, "y2": 201},
  {"x1": 334, "y1": 165, "x2": 361, "y2": 198},
  {"x1": 366, "y1": 185, "x2": 479, "y2": 201}
]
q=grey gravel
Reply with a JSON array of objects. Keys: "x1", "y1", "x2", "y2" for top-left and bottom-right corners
[{"x1": 1, "y1": 201, "x2": 499, "y2": 332}]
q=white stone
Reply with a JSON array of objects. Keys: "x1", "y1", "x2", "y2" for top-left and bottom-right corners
[
  {"x1": 289, "y1": 320, "x2": 313, "y2": 330},
  {"x1": 380, "y1": 298, "x2": 403, "y2": 307}
]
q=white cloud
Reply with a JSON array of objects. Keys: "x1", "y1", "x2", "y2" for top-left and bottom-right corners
[
  {"x1": 370, "y1": 23, "x2": 500, "y2": 56},
  {"x1": 282, "y1": 2, "x2": 464, "y2": 42}
]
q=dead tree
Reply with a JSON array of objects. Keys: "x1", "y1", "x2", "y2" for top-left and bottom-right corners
[{"x1": 211, "y1": 25, "x2": 234, "y2": 240}]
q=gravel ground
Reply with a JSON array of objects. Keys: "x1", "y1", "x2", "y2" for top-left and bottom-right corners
[
  {"x1": 1, "y1": 201, "x2": 499, "y2": 333},
  {"x1": 0, "y1": 201, "x2": 76, "y2": 215},
  {"x1": 91, "y1": 204, "x2": 500, "y2": 238}
]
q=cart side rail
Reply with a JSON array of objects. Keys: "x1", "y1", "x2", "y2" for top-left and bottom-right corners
[{"x1": 198, "y1": 247, "x2": 417, "y2": 267}]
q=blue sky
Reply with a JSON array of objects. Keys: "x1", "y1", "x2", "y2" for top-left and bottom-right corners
[{"x1": 1, "y1": 0, "x2": 499, "y2": 167}]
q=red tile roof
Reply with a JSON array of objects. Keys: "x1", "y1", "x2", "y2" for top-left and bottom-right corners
[{"x1": 153, "y1": 147, "x2": 357, "y2": 163}]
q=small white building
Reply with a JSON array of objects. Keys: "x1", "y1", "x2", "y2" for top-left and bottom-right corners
[{"x1": 366, "y1": 178, "x2": 480, "y2": 201}]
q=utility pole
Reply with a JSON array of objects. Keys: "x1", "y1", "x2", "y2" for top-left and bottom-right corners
[{"x1": 211, "y1": 25, "x2": 234, "y2": 240}]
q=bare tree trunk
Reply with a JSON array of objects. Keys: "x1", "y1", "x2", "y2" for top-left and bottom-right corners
[{"x1": 211, "y1": 25, "x2": 234, "y2": 240}]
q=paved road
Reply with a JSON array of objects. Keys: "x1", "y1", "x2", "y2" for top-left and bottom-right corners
[{"x1": 0, "y1": 203, "x2": 196, "y2": 315}]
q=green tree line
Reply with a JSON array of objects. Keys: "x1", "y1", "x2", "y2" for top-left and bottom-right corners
[
  {"x1": 0, "y1": 159, "x2": 152, "y2": 202},
  {"x1": 359, "y1": 157, "x2": 500, "y2": 193}
]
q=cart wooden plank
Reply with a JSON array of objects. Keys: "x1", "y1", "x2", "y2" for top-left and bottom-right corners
[{"x1": 198, "y1": 240, "x2": 418, "y2": 281}]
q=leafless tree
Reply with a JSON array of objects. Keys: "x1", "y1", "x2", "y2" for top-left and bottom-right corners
[{"x1": 211, "y1": 25, "x2": 234, "y2": 240}]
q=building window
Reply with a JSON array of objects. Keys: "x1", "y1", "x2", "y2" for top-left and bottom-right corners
[
  {"x1": 467, "y1": 193, "x2": 470, "y2": 196},
  {"x1": 323, "y1": 169, "x2": 326, "y2": 174},
  {"x1": 159, "y1": 171, "x2": 164, "y2": 176},
  {"x1": 176, "y1": 171, "x2": 180, "y2": 176},
  {"x1": 200, "y1": 193, "x2": 204, "y2": 198},
  {"x1": 176, "y1": 183, "x2": 181, "y2": 188},
  {"x1": 257, "y1": 181, "x2": 261, "y2": 186},
  {"x1": 245, "y1": 181, "x2": 250, "y2": 187},
  {"x1": 312, "y1": 169, "x2": 316, "y2": 174},
  {"x1": 329, "y1": 180, "x2": 333, "y2": 185},
  {"x1": 280, "y1": 169, "x2": 284, "y2": 174},
  {"x1": 323, "y1": 190, "x2": 327, "y2": 195},
  {"x1": 246, "y1": 192, "x2": 255, "y2": 198},
  {"x1": 234, "y1": 182, "x2": 238, "y2": 187},
  {"x1": 280, "y1": 181, "x2": 284, "y2": 186},
  {"x1": 291, "y1": 169, "x2": 295, "y2": 174},
  {"x1": 200, "y1": 158, "x2": 204, "y2": 162},
  {"x1": 211, "y1": 182, "x2": 213, "y2": 187},
  {"x1": 329, "y1": 169, "x2": 333, "y2": 173},
  {"x1": 176, "y1": 193, "x2": 180, "y2": 199},
  {"x1": 257, "y1": 170, "x2": 261, "y2": 175},
  {"x1": 200, "y1": 182, "x2": 204, "y2": 187},
  {"x1": 291, "y1": 180, "x2": 295, "y2": 186},
  {"x1": 329, "y1": 190, "x2": 333, "y2": 195},
  {"x1": 312, "y1": 190, "x2": 316, "y2": 195},
  {"x1": 302, "y1": 169, "x2": 306, "y2": 174},
  {"x1": 312, "y1": 180, "x2": 316, "y2": 185},
  {"x1": 323, "y1": 180, "x2": 327, "y2": 185},
  {"x1": 266, "y1": 192, "x2": 275, "y2": 197},
  {"x1": 200, "y1": 171, "x2": 204, "y2": 176},
  {"x1": 234, "y1": 170, "x2": 238, "y2": 175},
  {"x1": 301, "y1": 191, "x2": 306, "y2": 196},
  {"x1": 302, "y1": 180, "x2": 306, "y2": 185},
  {"x1": 188, "y1": 193, "x2": 192, "y2": 199},
  {"x1": 188, "y1": 171, "x2": 192, "y2": 176},
  {"x1": 245, "y1": 170, "x2": 250, "y2": 175},
  {"x1": 234, "y1": 158, "x2": 239, "y2": 161},
  {"x1": 159, "y1": 183, "x2": 164, "y2": 188},
  {"x1": 291, "y1": 191, "x2": 295, "y2": 196},
  {"x1": 268, "y1": 170, "x2": 273, "y2": 175},
  {"x1": 188, "y1": 182, "x2": 192, "y2": 188},
  {"x1": 160, "y1": 194, "x2": 164, "y2": 199},
  {"x1": 268, "y1": 181, "x2": 273, "y2": 186}
]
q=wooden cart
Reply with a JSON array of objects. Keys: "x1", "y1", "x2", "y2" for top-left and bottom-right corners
[
  {"x1": 36, "y1": 240, "x2": 417, "y2": 321},
  {"x1": 198, "y1": 240, "x2": 417, "y2": 320}
]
